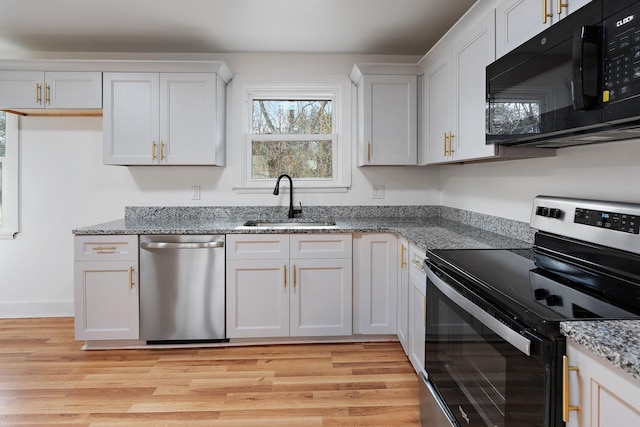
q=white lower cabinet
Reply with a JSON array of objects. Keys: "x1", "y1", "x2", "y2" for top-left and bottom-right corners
[
  {"x1": 226, "y1": 234, "x2": 352, "y2": 338},
  {"x1": 397, "y1": 236, "x2": 410, "y2": 353},
  {"x1": 73, "y1": 235, "x2": 139, "y2": 340},
  {"x1": 353, "y1": 233, "x2": 398, "y2": 334},
  {"x1": 566, "y1": 340, "x2": 640, "y2": 427},
  {"x1": 408, "y1": 246, "x2": 426, "y2": 373}
]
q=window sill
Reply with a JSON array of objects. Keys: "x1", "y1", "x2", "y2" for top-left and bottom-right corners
[
  {"x1": 0, "y1": 230, "x2": 18, "y2": 240},
  {"x1": 234, "y1": 186, "x2": 349, "y2": 194}
]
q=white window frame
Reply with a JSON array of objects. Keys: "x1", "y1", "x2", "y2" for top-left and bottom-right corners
[
  {"x1": 0, "y1": 112, "x2": 18, "y2": 239},
  {"x1": 234, "y1": 76, "x2": 352, "y2": 193}
]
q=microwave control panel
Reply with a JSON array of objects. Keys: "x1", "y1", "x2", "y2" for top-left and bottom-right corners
[{"x1": 604, "y1": 2, "x2": 640, "y2": 102}]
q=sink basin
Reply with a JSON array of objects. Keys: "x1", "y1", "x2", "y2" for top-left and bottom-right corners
[{"x1": 241, "y1": 220, "x2": 337, "y2": 229}]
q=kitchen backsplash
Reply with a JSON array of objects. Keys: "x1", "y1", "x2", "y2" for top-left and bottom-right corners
[{"x1": 125, "y1": 205, "x2": 535, "y2": 243}]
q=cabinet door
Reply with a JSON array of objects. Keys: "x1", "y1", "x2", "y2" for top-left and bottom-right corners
[
  {"x1": 0, "y1": 71, "x2": 44, "y2": 109},
  {"x1": 397, "y1": 237, "x2": 410, "y2": 354},
  {"x1": 558, "y1": 0, "x2": 591, "y2": 19},
  {"x1": 423, "y1": 52, "x2": 452, "y2": 164},
  {"x1": 160, "y1": 73, "x2": 221, "y2": 165},
  {"x1": 408, "y1": 269, "x2": 426, "y2": 373},
  {"x1": 360, "y1": 75, "x2": 417, "y2": 165},
  {"x1": 496, "y1": 0, "x2": 592, "y2": 58},
  {"x1": 451, "y1": 11, "x2": 496, "y2": 161},
  {"x1": 566, "y1": 341, "x2": 640, "y2": 427},
  {"x1": 496, "y1": 0, "x2": 553, "y2": 58},
  {"x1": 353, "y1": 233, "x2": 398, "y2": 334},
  {"x1": 290, "y1": 259, "x2": 352, "y2": 336},
  {"x1": 103, "y1": 72, "x2": 160, "y2": 165},
  {"x1": 226, "y1": 259, "x2": 289, "y2": 338},
  {"x1": 45, "y1": 72, "x2": 102, "y2": 109},
  {"x1": 74, "y1": 260, "x2": 139, "y2": 340}
]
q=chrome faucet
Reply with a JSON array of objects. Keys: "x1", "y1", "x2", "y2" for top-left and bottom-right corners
[{"x1": 273, "y1": 174, "x2": 302, "y2": 219}]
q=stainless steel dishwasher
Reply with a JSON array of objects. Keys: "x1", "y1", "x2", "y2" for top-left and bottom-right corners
[{"x1": 139, "y1": 235, "x2": 226, "y2": 343}]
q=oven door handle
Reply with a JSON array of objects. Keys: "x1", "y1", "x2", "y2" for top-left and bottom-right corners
[{"x1": 427, "y1": 269, "x2": 532, "y2": 356}]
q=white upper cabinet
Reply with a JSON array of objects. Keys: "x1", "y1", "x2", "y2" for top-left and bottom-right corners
[
  {"x1": 103, "y1": 71, "x2": 227, "y2": 166},
  {"x1": 419, "y1": 3, "x2": 555, "y2": 164},
  {"x1": 496, "y1": 0, "x2": 593, "y2": 58},
  {"x1": 350, "y1": 64, "x2": 418, "y2": 166},
  {"x1": 421, "y1": 10, "x2": 497, "y2": 163},
  {"x1": 0, "y1": 71, "x2": 102, "y2": 110}
]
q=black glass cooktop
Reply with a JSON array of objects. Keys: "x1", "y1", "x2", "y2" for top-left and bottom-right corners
[{"x1": 426, "y1": 247, "x2": 640, "y2": 336}]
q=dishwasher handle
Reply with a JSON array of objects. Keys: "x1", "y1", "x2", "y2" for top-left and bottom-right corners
[{"x1": 140, "y1": 241, "x2": 225, "y2": 250}]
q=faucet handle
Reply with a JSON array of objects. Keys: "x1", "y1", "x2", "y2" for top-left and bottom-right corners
[{"x1": 293, "y1": 201, "x2": 303, "y2": 216}]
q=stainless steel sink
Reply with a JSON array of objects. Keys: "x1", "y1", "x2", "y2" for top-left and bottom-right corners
[{"x1": 241, "y1": 220, "x2": 337, "y2": 228}]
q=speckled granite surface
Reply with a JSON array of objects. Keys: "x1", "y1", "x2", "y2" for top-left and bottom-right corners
[
  {"x1": 561, "y1": 320, "x2": 640, "y2": 381},
  {"x1": 73, "y1": 205, "x2": 533, "y2": 251}
]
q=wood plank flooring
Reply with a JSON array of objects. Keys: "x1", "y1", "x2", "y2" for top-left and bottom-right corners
[{"x1": 0, "y1": 318, "x2": 420, "y2": 426}]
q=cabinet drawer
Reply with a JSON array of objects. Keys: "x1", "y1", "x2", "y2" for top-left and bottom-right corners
[
  {"x1": 74, "y1": 235, "x2": 138, "y2": 261},
  {"x1": 290, "y1": 234, "x2": 352, "y2": 259},
  {"x1": 226, "y1": 234, "x2": 289, "y2": 260}
]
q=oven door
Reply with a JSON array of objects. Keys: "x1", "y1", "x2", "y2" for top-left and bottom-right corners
[{"x1": 423, "y1": 266, "x2": 561, "y2": 427}]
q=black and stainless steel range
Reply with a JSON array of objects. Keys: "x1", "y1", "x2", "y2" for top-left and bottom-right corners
[{"x1": 420, "y1": 196, "x2": 640, "y2": 427}]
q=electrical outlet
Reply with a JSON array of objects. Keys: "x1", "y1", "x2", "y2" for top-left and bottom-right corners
[
  {"x1": 371, "y1": 185, "x2": 385, "y2": 199},
  {"x1": 191, "y1": 186, "x2": 201, "y2": 200}
]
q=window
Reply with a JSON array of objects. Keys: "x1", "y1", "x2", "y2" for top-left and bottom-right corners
[
  {"x1": 0, "y1": 111, "x2": 19, "y2": 239},
  {"x1": 236, "y1": 79, "x2": 351, "y2": 192},
  {"x1": 251, "y1": 99, "x2": 333, "y2": 180}
]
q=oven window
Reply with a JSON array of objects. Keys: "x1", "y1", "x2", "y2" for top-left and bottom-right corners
[{"x1": 426, "y1": 279, "x2": 547, "y2": 426}]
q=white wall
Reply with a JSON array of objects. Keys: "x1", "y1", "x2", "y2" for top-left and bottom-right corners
[
  {"x1": 0, "y1": 53, "x2": 441, "y2": 317},
  {"x1": 6, "y1": 52, "x2": 639, "y2": 318},
  {"x1": 439, "y1": 138, "x2": 640, "y2": 222}
]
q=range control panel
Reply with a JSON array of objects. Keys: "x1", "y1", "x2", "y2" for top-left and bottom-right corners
[
  {"x1": 574, "y1": 208, "x2": 639, "y2": 234},
  {"x1": 530, "y1": 196, "x2": 640, "y2": 255}
]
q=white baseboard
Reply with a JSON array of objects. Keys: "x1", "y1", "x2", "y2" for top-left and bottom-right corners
[{"x1": 0, "y1": 301, "x2": 74, "y2": 318}]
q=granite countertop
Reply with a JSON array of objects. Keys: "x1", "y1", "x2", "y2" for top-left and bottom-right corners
[
  {"x1": 73, "y1": 215, "x2": 532, "y2": 251},
  {"x1": 561, "y1": 320, "x2": 640, "y2": 381}
]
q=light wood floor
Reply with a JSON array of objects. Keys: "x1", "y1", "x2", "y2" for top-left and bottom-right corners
[{"x1": 0, "y1": 317, "x2": 420, "y2": 426}]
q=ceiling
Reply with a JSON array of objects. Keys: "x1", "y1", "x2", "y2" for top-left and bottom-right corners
[{"x1": 0, "y1": 0, "x2": 476, "y2": 56}]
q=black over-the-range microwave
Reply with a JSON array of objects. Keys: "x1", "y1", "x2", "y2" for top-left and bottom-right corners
[{"x1": 486, "y1": 0, "x2": 640, "y2": 148}]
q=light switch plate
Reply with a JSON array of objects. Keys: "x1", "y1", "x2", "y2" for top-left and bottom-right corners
[
  {"x1": 371, "y1": 185, "x2": 385, "y2": 199},
  {"x1": 191, "y1": 186, "x2": 201, "y2": 200}
]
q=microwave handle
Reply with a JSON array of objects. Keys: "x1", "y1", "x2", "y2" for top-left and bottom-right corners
[{"x1": 571, "y1": 25, "x2": 601, "y2": 110}]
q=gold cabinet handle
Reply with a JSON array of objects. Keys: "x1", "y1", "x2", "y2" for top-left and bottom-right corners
[
  {"x1": 92, "y1": 246, "x2": 117, "y2": 254},
  {"x1": 284, "y1": 265, "x2": 287, "y2": 289},
  {"x1": 443, "y1": 132, "x2": 448, "y2": 156},
  {"x1": 400, "y1": 244, "x2": 407, "y2": 268},
  {"x1": 448, "y1": 131, "x2": 455, "y2": 155},
  {"x1": 412, "y1": 259, "x2": 424, "y2": 271},
  {"x1": 543, "y1": 0, "x2": 553, "y2": 23},
  {"x1": 36, "y1": 83, "x2": 42, "y2": 104},
  {"x1": 152, "y1": 141, "x2": 157, "y2": 161},
  {"x1": 160, "y1": 141, "x2": 165, "y2": 160},
  {"x1": 558, "y1": 0, "x2": 568, "y2": 15},
  {"x1": 45, "y1": 84, "x2": 50, "y2": 105},
  {"x1": 129, "y1": 266, "x2": 135, "y2": 290},
  {"x1": 562, "y1": 355, "x2": 580, "y2": 422},
  {"x1": 293, "y1": 265, "x2": 297, "y2": 290},
  {"x1": 367, "y1": 142, "x2": 371, "y2": 163}
]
